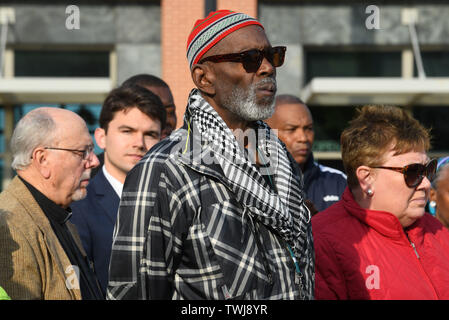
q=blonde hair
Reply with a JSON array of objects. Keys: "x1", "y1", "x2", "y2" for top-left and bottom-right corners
[{"x1": 341, "y1": 105, "x2": 431, "y2": 189}]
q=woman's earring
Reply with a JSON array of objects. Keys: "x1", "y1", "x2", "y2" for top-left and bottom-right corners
[
  {"x1": 367, "y1": 189, "x2": 374, "y2": 197},
  {"x1": 429, "y1": 201, "x2": 437, "y2": 215}
]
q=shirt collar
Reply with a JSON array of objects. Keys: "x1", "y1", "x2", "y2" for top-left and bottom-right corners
[
  {"x1": 342, "y1": 188, "x2": 407, "y2": 239},
  {"x1": 19, "y1": 176, "x2": 72, "y2": 224},
  {"x1": 102, "y1": 165, "x2": 123, "y2": 198}
]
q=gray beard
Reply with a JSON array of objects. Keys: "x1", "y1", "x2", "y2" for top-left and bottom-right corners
[
  {"x1": 71, "y1": 188, "x2": 87, "y2": 202},
  {"x1": 223, "y1": 78, "x2": 276, "y2": 121},
  {"x1": 71, "y1": 171, "x2": 91, "y2": 202}
]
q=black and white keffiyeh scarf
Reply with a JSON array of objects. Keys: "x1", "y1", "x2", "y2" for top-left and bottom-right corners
[{"x1": 184, "y1": 89, "x2": 315, "y2": 297}]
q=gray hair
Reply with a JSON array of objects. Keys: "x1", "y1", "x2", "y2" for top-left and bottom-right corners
[{"x1": 11, "y1": 109, "x2": 57, "y2": 170}]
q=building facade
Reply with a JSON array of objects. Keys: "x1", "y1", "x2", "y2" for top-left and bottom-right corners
[{"x1": 0, "y1": 0, "x2": 448, "y2": 188}]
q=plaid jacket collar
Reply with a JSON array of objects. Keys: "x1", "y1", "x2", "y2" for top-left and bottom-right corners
[{"x1": 177, "y1": 89, "x2": 311, "y2": 254}]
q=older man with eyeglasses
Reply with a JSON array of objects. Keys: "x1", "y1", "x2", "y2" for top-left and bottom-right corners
[
  {"x1": 0, "y1": 107, "x2": 103, "y2": 300},
  {"x1": 107, "y1": 10, "x2": 314, "y2": 300}
]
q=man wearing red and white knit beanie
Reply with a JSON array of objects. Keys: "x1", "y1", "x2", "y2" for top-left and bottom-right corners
[{"x1": 107, "y1": 9, "x2": 314, "y2": 301}]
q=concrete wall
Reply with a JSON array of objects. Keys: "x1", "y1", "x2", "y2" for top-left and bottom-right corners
[
  {"x1": 261, "y1": 2, "x2": 449, "y2": 45},
  {"x1": 5, "y1": 1, "x2": 449, "y2": 96},
  {"x1": 259, "y1": 1, "x2": 449, "y2": 94}
]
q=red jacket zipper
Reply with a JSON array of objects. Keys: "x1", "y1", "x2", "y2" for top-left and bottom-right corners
[{"x1": 405, "y1": 232, "x2": 439, "y2": 299}]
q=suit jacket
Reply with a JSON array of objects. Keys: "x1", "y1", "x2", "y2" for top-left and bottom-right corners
[
  {"x1": 0, "y1": 176, "x2": 83, "y2": 300},
  {"x1": 70, "y1": 168, "x2": 120, "y2": 296}
]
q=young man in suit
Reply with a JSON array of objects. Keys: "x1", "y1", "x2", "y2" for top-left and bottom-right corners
[
  {"x1": 0, "y1": 107, "x2": 102, "y2": 300},
  {"x1": 90, "y1": 74, "x2": 176, "y2": 178},
  {"x1": 70, "y1": 85, "x2": 166, "y2": 296}
]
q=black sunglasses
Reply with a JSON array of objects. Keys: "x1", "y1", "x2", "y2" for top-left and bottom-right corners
[
  {"x1": 198, "y1": 46, "x2": 287, "y2": 73},
  {"x1": 372, "y1": 158, "x2": 437, "y2": 188}
]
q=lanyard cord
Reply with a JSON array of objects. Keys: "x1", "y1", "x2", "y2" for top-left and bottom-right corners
[
  {"x1": 257, "y1": 146, "x2": 302, "y2": 276},
  {"x1": 287, "y1": 243, "x2": 302, "y2": 274}
]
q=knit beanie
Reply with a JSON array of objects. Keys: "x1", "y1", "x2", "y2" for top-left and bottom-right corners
[{"x1": 186, "y1": 10, "x2": 263, "y2": 69}]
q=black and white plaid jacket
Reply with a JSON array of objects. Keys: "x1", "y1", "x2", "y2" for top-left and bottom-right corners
[{"x1": 107, "y1": 90, "x2": 315, "y2": 300}]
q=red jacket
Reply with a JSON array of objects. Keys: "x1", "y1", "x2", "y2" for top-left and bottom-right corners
[{"x1": 312, "y1": 188, "x2": 449, "y2": 300}]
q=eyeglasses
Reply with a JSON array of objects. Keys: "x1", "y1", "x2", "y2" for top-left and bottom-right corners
[
  {"x1": 44, "y1": 145, "x2": 94, "y2": 161},
  {"x1": 198, "y1": 46, "x2": 287, "y2": 73},
  {"x1": 372, "y1": 159, "x2": 437, "y2": 188}
]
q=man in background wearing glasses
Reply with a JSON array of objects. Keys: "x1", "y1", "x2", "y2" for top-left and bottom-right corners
[
  {"x1": 108, "y1": 10, "x2": 314, "y2": 300},
  {"x1": 0, "y1": 107, "x2": 102, "y2": 300}
]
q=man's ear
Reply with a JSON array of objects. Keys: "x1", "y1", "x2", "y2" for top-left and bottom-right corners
[
  {"x1": 430, "y1": 188, "x2": 437, "y2": 202},
  {"x1": 191, "y1": 64, "x2": 215, "y2": 95},
  {"x1": 355, "y1": 165, "x2": 375, "y2": 194},
  {"x1": 31, "y1": 147, "x2": 51, "y2": 179},
  {"x1": 94, "y1": 127, "x2": 106, "y2": 150}
]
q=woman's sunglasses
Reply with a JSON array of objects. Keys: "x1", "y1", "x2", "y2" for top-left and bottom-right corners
[
  {"x1": 198, "y1": 46, "x2": 287, "y2": 73},
  {"x1": 372, "y1": 158, "x2": 438, "y2": 188}
]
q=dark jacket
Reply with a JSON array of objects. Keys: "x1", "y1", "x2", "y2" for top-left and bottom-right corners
[
  {"x1": 70, "y1": 168, "x2": 120, "y2": 297},
  {"x1": 302, "y1": 154, "x2": 347, "y2": 212}
]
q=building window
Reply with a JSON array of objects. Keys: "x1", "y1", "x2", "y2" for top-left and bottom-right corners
[
  {"x1": 304, "y1": 49, "x2": 402, "y2": 84},
  {"x1": 302, "y1": 48, "x2": 449, "y2": 165},
  {"x1": 413, "y1": 106, "x2": 449, "y2": 152},
  {"x1": 303, "y1": 49, "x2": 403, "y2": 158},
  {"x1": 14, "y1": 50, "x2": 109, "y2": 77},
  {"x1": 309, "y1": 105, "x2": 356, "y2": 153},
  {"x1": 416, "y1": 51, "x2": 449, "y2": 77}
]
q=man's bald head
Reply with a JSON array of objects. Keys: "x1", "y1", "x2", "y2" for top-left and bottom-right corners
[
  {"x1": 42, "y1": 107, "x2": 86, "y2": 125},
  {"x1": 11, "y1": 107, "x2": 99, "y2": 208},
  {"x1": 11, "y1": 107, "x2": 88, "y2": 170},
  {"x1": 275, "y1": 94, "x2": 305, "y2": 106}
]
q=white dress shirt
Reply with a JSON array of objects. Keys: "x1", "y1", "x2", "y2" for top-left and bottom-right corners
[{"x1": 102, "y1": 165, "x2": 123, "y2": 198}]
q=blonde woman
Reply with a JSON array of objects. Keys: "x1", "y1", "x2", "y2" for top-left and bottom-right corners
[{"x1": 313, "y1": 105, "x2": 449, "y2": 300}]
